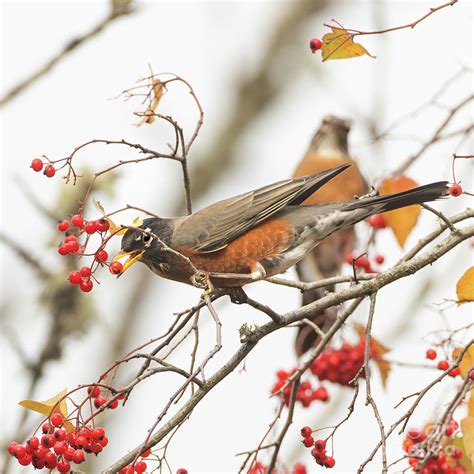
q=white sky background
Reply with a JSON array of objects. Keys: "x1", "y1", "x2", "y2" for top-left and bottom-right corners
[{"x1": 1, "y1": 1, "x2": 473, "y2": 473}]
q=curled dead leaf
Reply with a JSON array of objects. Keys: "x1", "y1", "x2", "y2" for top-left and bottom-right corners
[{"x1": 136, "y1": 80, "x2": 165, "y2": 126}]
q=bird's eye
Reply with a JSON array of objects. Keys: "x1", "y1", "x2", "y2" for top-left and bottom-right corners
[{"x1": 143, "y1": 234, "x2": 152, "y2": 243}]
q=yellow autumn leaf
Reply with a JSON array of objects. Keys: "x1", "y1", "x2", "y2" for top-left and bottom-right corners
[
  {"x1": 461, "y1": 416, "x2": 474, "y2": 468},
  {"x1": 19, "y1": 389, "x2": 75, "y2": 432},
  {"x1": 322, "y1": 27, "x2": 374, "y2": 61},
  {"x1": 469, "y1": 389, "x2": 474, "y2": 418},
  {"x1": 456, "y1": 266, "x2": 474, "y2": 303},
  {"x1": 379, "y1": 176, "x2": 421, "y2": 247},
  {"x1": 136, "y1": 79, "x2": 165, "y2": 126},
  {"x1": 354, "y1": 323, "x2": 391, "y2": 387},
  {"x1": 452, "y1": 344, "x2": 474, "y2": 378}
]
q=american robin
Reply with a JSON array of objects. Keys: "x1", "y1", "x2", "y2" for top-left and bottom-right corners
[
  {"x1": 113, "y1": 164, "x2": 447, "y2": 294},
  {"x1": 293, "y1": 115, "x2": 368, "y2": 355}
]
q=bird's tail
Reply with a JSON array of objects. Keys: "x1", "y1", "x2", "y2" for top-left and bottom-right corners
[{"x1": 343, "y1": 181, "x2": 449, "y2": 214}]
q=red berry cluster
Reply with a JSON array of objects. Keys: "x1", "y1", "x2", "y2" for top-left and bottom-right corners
[
  {"x1": 425, "y1": 349, "x2": 460, "y2": 377},
  {"x1": 30, "y1": 158, "x2": 56, "y2": 178},
  {"x1": 300, "y1": 427, "x2": 335, "y2": 469},
  {"x1": 310, "y1": 340, "x2": 368, "y2": 386},
  {"x1": 118, "y1": 448, "x2": 152, "y2": 474},
  {"x1": 271, "y1": 370, "x2": 329, "y2": 408},
  {"x1": 403, "y1": 422, "x2": 466, "y2": 473},
  {"x1": 56, "y1": 214, "x2": 123, "y2": 292},
  {"x1": 87, "y1": 385, "x2": 124, "y2": 410},
  {"x1": 7, "y1": 413, "x2": 108, "y2": 472},
  {"x1": 310, "y1": 38, "x2": 323, "y2": 53},
  {"x1": 344, "y1": 253, "x2": 385, "y2": 273}
]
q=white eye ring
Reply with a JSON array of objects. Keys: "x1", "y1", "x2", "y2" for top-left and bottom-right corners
[{"x1": 135, "y1": 234, "x2": 142, "y2": 241}]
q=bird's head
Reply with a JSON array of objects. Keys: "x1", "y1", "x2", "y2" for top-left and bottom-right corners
[
  {"x1": 112, "y1": 217, "x2": 167, "y2": 275},
  {"x1": 310, "y1": 114, "x2": 352, "y2": 155}
]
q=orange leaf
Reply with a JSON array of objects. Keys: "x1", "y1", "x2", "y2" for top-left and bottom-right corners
[
  {"x1": 452, "y1": 344, "x2": 474, "y2": 379},
  {"x1": 354, "y1": 323, "x2": 391, "y2": 387},
  {"x1": 321, "y1": 27, "x2": 374, "y2": 61},
  {"x1": 379, "y1": 176, "x2": 421, "y2": 247},
  {"x1": 456, "y1": 266, "x2": 474, "y2": 303},
  {"x1": 461, "y1": 416, "x2": 474, "y2": 468},
  {"x1": 19, "y1": 389, "x2": 75, "y2": 432},
  {"x1": 136, "y1": 79, "x2": 165, "y2": 126}
]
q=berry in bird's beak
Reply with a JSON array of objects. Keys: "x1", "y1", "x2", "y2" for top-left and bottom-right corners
[{"x1": 111, "y1": 250, "x2": 144, "y2": 275}]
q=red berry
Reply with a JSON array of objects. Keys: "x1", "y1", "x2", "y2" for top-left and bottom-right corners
[
  {"x1": 7, "y1": 441, "x2": 17, "y2": 454},
  {"x1": 314, "y1": 439, "x2": 326, "y2": 451},
  {"x1": 80, "y1": 266, "x2": 91, "y2": 277},
  {"x1": 50, "y1": 412, "x2": 63, "y2": 427},
  {"x1": 18, "y1": 454, "x2": 32, "y2": 466},
  {"x1": 426, "y1": 349, "x2": 437, "y2": 360},
  {"x1": 44, "y1": 451, "x2": 58, "y2": 467},
  {"x1": 57, "y1": 460, "x2": 71, "y2": 473},
  {"x1": 80, "y1": 278, "x2": 93, "y2": 293},
  {"x1": 449, "y1": 183, "x2": 462, "y2": 197},
  {"x1": 72, "y1": 450, "x2": 85, "y2": 464},
  {"x1": 69, "y1": 271, "x2": 81, "y2": 285},
  {"x1": 57, "y1": 220, "x2": 70, "y2": 232},
  {"x1": 355, "y1": 257, "x2": 371, "y2": 270},
  {"x1": 66, "y1": 239, "x2": 79, "y2": 253},
  {"x1": 27, "y1": 436, "x2": 39, "y2": 449},
  {"x1": 94, "y1": 396, "x2": 107, "y2": 408},
  {"x1": 303, "y1": 436, "x2": 314, "y2": 447},
  {"x1": 42, "y1": 422, "x2": 52, "y2": 434},
  {"x1": 71, "y1": 214, "x2": 84, "y2": 228},
  {"x1": 375, "y1": 255, "x2": 385, "y2": 264},
  {"x1": 96, "y1": 218, "x2": 110, "y2": 232},
  {"x1": 141, "y1": 448, "x2": 151, "y2": 457},
  {"x1": 99, "y1": 435, "x2": 109, "y2": 447},
  {"x1": 438, "y1": 360, "x2": 449, "y2": 371},
  {"x1": 324, "y1": 457, "x2": 336, "y2": 468},
  {"x1": 63, "y1": 447, "x2": 76, "y2": 461},
  {"x1": 13, "y1": 444, "x2": 26, "y2": 458},
  {"x1": 31, "y1": 159, "x2": 43, "y2": 172},
  {"x1": 54, "y1": 429, "x2": 67, "y2": 441},
  {"x1": 87, "y1": 385, "x2": 100, "y2": 397},
  {"x1": 95, "y1": 249, "x2": 108, "y2": 262},
  {"x1": 368, "y1": 214, "x2": 387, "y2": 229},
  {"x1": 452, "y1": 447, "x2": 463, "y2": 459},
  {"x1": 75, "y1": 435, "x2": 88, "y2": 448},
  {"x1": 136, "y1": 461, "x2": 147, "y2": 472},
  {"x1": 449, "y1": 367, "x2": 461, "y2": 377},
  {"x1": 54, "y1": 441, "x2": 67, "y2": 455},
  {"x1": 108, "y1": 398, "x2": 119, "y2": 409},
  {"x1": 309, "y1": 38, "x2": 323, "y2": 53},
  {"x1": 470, "y1": 370, "x2": 474, "y2": 380},
  {"x1": 92, "y1": 427, "x2": 105, "y2": 440},
  {"x1": 177, "y1": 470, "x2": 188, "y2": 474},
  {"x1": 44, "y1": 165, "x2": 56, "y2": 178},
  {"x1": 293, "y1": 463, "x2": 307, "y2": 474},
  {"x1": 84, "y1": 221, "x2": 97, "y2": 234},
  {"x1": 301, "y1": 426, "x2": 312, "y2": 438},
  {"x1": 58, "y1": 243, "x2": 70, "y2": 256},
  {"x1": 110, "y1": 261, "x2": 123, "y2": 275}
]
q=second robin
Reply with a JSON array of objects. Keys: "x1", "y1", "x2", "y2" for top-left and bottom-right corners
[
  {"x1": 293, "y1": 115, "x2": 368, "y2": 355},
  {"x1": 113, "y1": 164, "x2": 447, "y2": 292}
]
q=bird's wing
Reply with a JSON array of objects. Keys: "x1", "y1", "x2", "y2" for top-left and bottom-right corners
[{"x1": 174, "y1": 164, "x2": 350, "y2": 253}]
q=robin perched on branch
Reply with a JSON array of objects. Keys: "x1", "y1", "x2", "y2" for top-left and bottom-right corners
[
  {"x1": 113, "y1": 163, "x2": 447, "y2": 299},
  {"x1": 292, "y1": 115, "x2": 368, "y2": 356}
]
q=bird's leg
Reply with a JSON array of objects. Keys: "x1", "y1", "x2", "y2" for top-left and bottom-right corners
[{"x1": 208, "y1": 263, "x2": 267, "y2": 282}]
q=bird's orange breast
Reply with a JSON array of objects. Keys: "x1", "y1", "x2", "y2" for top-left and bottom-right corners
[{"x1": 178, "y1": 218, "x2": 295, "y2": 276}]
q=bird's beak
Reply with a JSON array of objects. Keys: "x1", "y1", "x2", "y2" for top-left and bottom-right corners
[{"x1": 112, "y1": 250, "x2": 144, "y2": 275}]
